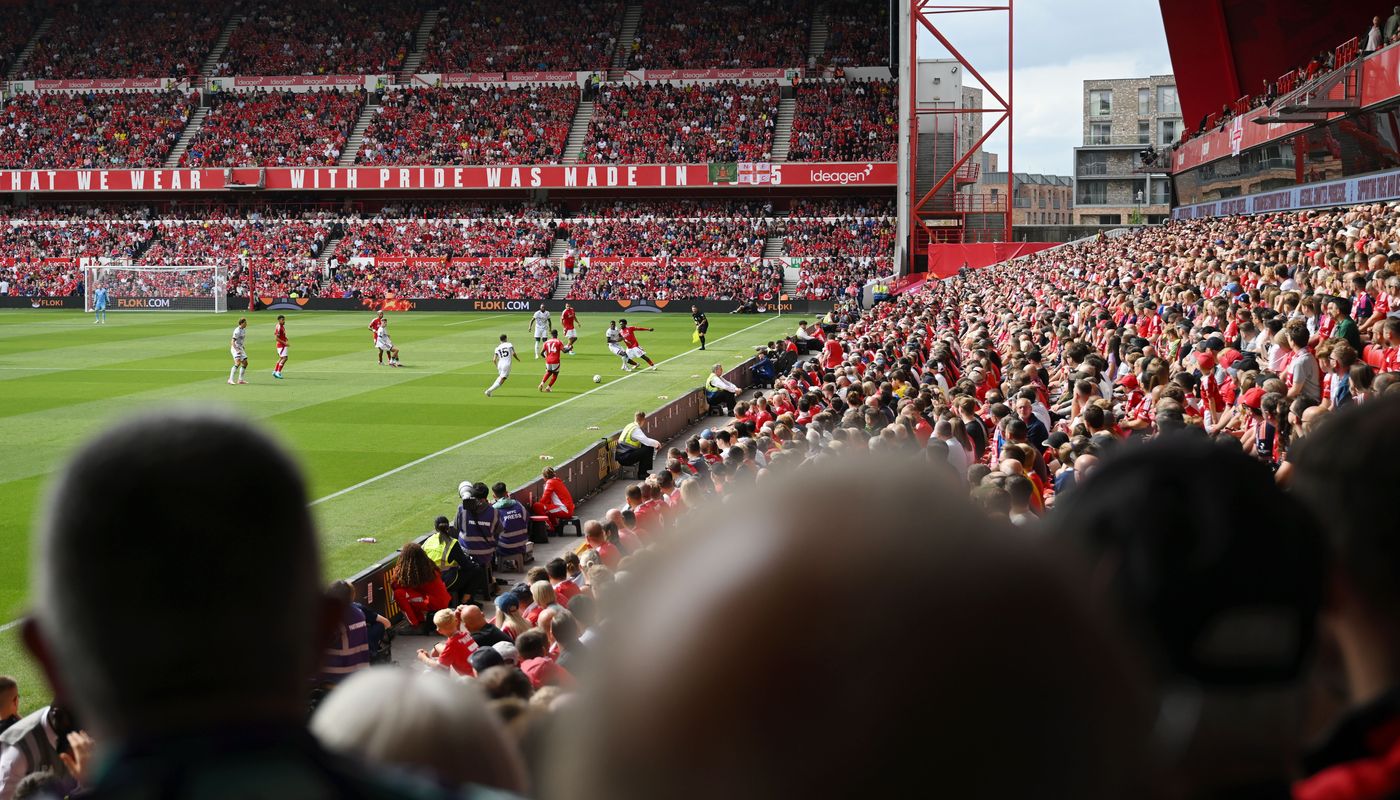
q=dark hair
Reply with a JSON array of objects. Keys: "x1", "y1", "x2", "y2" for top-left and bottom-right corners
[
  {"x1": 478, "y1": 666, "x2": 533, "y2": 701},
  {"x1": 327, "y1": 580, "x2": 353, "y2": 605},
  {"x1": 393, "y1": 541, "x2": 439, "y2": 589},
  {"x1": 1053, "y1": 434, "x2": 1324, "y2": 685},
  {"x1": 1292, "y1": 397, "x2": 1400, "y2": 613},
  {"x1": 516, "y1": 629, "x2": 549, "y2": 660},
  {"x1": 546, "y1": 558, "x2": 568, "y2": 580}
]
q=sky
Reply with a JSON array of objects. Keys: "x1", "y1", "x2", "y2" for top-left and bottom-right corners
[{"x1": 914, "y1": 0, "x2": 1173, "y2": 176}]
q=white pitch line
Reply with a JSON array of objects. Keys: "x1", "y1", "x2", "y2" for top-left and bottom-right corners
[
  {"x1": 0, "y1": 316, "x2": 779, "y2": 632},
  {"x1": 309, "y1": 315, "x2": 778, "y2": 507}
]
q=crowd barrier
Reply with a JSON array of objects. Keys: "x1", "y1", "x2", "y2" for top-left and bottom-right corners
[{"x1": 346, "y1": 358, "x2": 757, "y2": 619}]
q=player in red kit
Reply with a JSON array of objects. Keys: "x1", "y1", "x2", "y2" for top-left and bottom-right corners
[
  {"x1": 618, "y1": 318, "x2": 658, "y2": 371},
  {"x1": 561, "y1": 303, "x2": 579, "y2": 353},
  {"x1": 273, "y1": 315, "x2": 289, "y2": 379},
  {"x1": 539, "y1": 329, "x2": 564, "y2": 392},
  {"x1": 368, "y1": 310, "x2": 386, "y2": 365}
]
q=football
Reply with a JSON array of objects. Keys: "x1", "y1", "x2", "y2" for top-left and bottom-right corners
[{"x1": 593, "y1": 374, "x2": 602, "y2": 383}]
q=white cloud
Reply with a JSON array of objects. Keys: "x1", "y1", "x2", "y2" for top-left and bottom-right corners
[{"x1": 910, "y1": 0, "x2": 1172, "y2": 175}]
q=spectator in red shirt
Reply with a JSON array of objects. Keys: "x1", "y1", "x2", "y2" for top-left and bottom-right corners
[
  {"x1": 390, "y1": 541, "x2": 451, "y2": 631},
  {"x1": 546, "y1": 558, "x2": 581, "y2": 608},
  {"x1": 583, "y1": 519, "x2": 621, "y2": 568},
  {"x1": 415, "y1": 607, "x2": 479, "y2": 676},
  {"x1": 515, "y1": 630, "x2": 574, "y2": 690}
]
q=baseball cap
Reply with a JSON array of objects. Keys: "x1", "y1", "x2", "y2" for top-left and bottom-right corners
[
  {"x1": 493, "y1": 641, "x2": 520, "y2": 665},
  {"x1": 1118, "y1": 374, "x2": 1140, "y2": 391},
  {"x1": 1241, "y1": 387, "x2": 1265, "y2": 410},
  {"x1": 469, "y1": 647, "x2": 505, "y2": 674},
  {"x1": 1195, "y1": 352, "x2": 1217, "y2": 371},
  {"x1": 1218, "y1": 349, "x2": 1243, "y2": 371}
]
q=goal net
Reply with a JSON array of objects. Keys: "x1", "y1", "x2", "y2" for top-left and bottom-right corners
[{"x1": 83, "y1": 263, "x2": 229, "y2": 313}]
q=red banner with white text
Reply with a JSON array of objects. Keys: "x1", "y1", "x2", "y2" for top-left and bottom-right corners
[
  {"x1": 636, "y1": 68, "x2": 790, "y2": 81},
  {"x1": 0, "y1": 163, "x2": 897, "y2": 193}
]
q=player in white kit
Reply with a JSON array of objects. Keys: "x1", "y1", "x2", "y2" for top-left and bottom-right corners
[
  {"x1": 530, "y1": 306, "x2": 551, "y2": 358},
  {"x1": 228, "y1": 318, "x2": 249, "y2": 385},
  {"x1": 376, "y1": 319, "x2": 401, "y2": 367},
  {"x1": 485, "y1": 333, "x2": 520, "y2": 396},
  {"x1": 605, "y1": 320, "x2": 637, "y2": 371}
]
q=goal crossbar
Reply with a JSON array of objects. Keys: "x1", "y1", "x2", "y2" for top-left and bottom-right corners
[{"x1": 83, "y1": 263, "x2": 229, "y2": 313}]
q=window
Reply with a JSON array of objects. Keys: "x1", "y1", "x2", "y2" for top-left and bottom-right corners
[
  {"x1": 1053, "y1": 193, "x2": 1061, "y2": 209},
  {"x1": 1150, "y1": 181, "x2": 1171, "y2": 205},
  {"x1": 1157, "y1": 85, "x2": 1179, "y2": 114},
  {"x1": 1137, "y1": 120, "x2": 1150, "y2": 145},
  {"x1": 1159, "y1": 118, "x2": 1181, "y2": 146},
  {"x1": 1080, "y1": 152, "x2": 1108, "y2": 175},
  {"x1": 1088, "y1": 122, "x2": 1112, "y2": 145},
  {"x1": 1077, "y1": 182, "x2": 1107, "y2": 205},
  {"x1": 1138, "y1": 88, "x2": 1150, "y2": 116},
  {"x1": 1090, "y1": 89, "x2": 1112, "y2": 117}
]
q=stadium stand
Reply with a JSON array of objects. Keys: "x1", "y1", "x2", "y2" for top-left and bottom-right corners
[
  {"x1": 418, "y1": 0, "x2": 623, "y2": 73},
  {"x1": 18, "y1": 0, "x2": 222, "y2": 79},
  {"x1": 333, "y1": 216, "x2": 557, "y2": 261},
  {"x1": 215, "y1": 0, "x2": 420, "y2": 77},
  {"x1": 0, "y1": 90, "x2": 194, "y2": 169},
  {"x1": 625, "y1": 0, "x2": 810, "y2": 69},
  {"x1": 181, "y1": 89, "x2": 365, "y2": 168},
  {"x1": 565, "y1": 256, "x2": 781, "y2": 301},
  {"x1": 356, "y1": 85, "x2": 578, "y2": 166},
  {"x1": 783, "y1": 213, "x2": 895, "y2": 258},
  {"x1": 322, "y1": 256, "x2": 558, "y2": 300},
  {"x1": 786, "y1": 79, "x2": 897, "y2": 162},
  {"x1": 0, "y1": 15, "x2": 39, "y2": 79},
  {"x1": 581, "y1": 81, "x2": 780, "y2": 164},
  {"x1": 820, "y1": 0, "x2": 892, "y2": 67},
  {"x1": 561, "y1": 214, "x2": 770, "y2": 258}
]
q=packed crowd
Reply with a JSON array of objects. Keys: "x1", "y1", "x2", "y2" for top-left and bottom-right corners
[
  {"x1": 139, "y1": 218, "x2": 331, "y2": 296},
  {"x1": 787, "y1": 79, "x2": 897, "y2": 162},
  {"x1": 182, "y1": 90, "x2": 364, "y2": 168},
  {"x1": 19, "y1": 0, "x2": 222, "y2": 79},
  {"x1": 0, "y1": 90, "x2": 193, "y2": 169},
  {"x1": 566, "y1": 257, "x2": 781, "y2": 300},
  {"x1": 561, "y1": 216, "x2": 769, "y2": 259},
  {"x1": 25, "y1": 191, "x2": 1400, "y2": 797},
  {"x1": 215, "y1": 0, "x2": 419, "y2": 77},
  {"x1": 419, "y1": 0, "x2": 622, "y2": 73},
  {"x1": 819, "y1": 0, "x2": 891, "y2": 67},
  {"x1": 323, "y1": 258, "x2": 558, "y2": 299},
  {"x1": 581, "y1": 81, "x2": 780, "y2": 164},
  {"x1": 574, "y1": 198, "x2": 775, "y2": 218},
  {"x1": 625, "y1": 0, "x2": 809, "y2": 69},
  {"x1": 356, "y1": 85, "x2": 578, "y2": 166},
  {"x1": 784, "y1": 214, "x2": 896, "y2": 258},
  {"x1": 0, "y1": 14, "x2": 39, "y2": 80},
  {"x1": 791, "y1": 256, "x2": 880, "y2": 301},
  {"x1": 334, "y1": 218, "x2": 557, "y2": 261}
]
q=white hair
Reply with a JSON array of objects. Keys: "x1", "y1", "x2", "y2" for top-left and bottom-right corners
[{"x1": 312, "y1": 667, "x2": 526, "y2": 794}]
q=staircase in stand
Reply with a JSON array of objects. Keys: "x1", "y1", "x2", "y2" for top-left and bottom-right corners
[
  {"x1": 5, "y1": 17, "x2": 52, "y2": 82},
  {"x1": 551, "y1": 275, "x2": 574, "y2": 300},
  {"x1": 397, "y1": 8, "x2": 441, "y2": 83},
  {"x1": 807, "y1": 4, "x2": 830, "y2": 65},
  {"x1": 316, "y1": 230, "x2": 345, "y2": 270},
  {"x1": 771, "y1": 97, "x2": 796, "y2": 162},
  {"x1": 199, "y1": 15, "x2": 243, "y2": 81},
  {"x1": 782, "y1": 274, "x2": 800, "y2": 297},
  {"x1": 762, "y1": 233, "x2": 786, "y2": 259},
  {"x1": 164, "y1": 107, "x2": 208, "y2": 168},
  {"x1": 607, "y1": 2, "x2": 643, "y2": 81},
  {"x1": 563, "y1": 101, "x2": 595, "y2": 163},
  {"x1": 338, "y1": 97, "x2": 380, "y2": 166}
]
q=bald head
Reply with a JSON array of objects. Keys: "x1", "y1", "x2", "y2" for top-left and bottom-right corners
[{"x1": 459, "y1": 604, "x2": 486, "y2": 632}]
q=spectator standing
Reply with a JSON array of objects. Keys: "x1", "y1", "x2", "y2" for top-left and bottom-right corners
[
  {"x1": 0, "y1": 705, "x2": 76, "y2": 800},
  {"x1": 455, "y1": 482, "x2": 501, "y2": 580},
  {"x1": 1367, "y1": 16, "x2": 1384, "y2": 52},
  {"x1": 1387, "y1": 6, "x2": 1400, "y2": 43}
]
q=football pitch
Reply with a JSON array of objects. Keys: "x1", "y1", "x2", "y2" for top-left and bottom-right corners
[{"x1": 0, "y1": 308, "x2": 793, "y2": 709}]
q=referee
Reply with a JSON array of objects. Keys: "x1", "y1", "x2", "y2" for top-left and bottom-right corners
[{"x1": 691, "y1": 305, "x2": 710, "y2": 351}]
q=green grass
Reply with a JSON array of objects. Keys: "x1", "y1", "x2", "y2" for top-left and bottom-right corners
[{"x1": 0, "y1": 308, "x2": 792, "y2": 713}]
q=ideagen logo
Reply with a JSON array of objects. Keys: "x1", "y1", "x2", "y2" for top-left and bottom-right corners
[{"x1": 811, "y1": 163, "x2": 876, "y2": 185}]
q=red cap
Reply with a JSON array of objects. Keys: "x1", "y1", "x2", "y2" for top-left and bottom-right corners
[
  {"x1": 1196, "y1": 351, "x2": 1217, "y2": 371},
  {"x1": 1218, "y1": 348, "x2": 1243, "y2": 370},
  {"x1": 1241, "y1": 387, "x2": 1265, "y2": 410},
  {"x1": 1118, "y1": 374, "x2": 1140, "y2": 391}
]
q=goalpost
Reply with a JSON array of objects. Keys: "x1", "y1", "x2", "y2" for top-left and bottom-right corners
[{"x1": 83, "y1": 263, "x2": 230, "y2": 313}]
